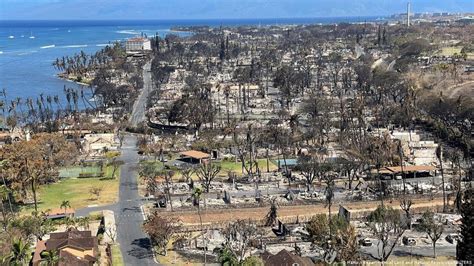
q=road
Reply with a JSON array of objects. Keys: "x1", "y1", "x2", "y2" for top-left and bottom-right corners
[
  {"x1": 115, "y1": 135, "x2": 157, "y2": 265},
  {"x1": 130, "y1": 60, "x2": 153, "y2": 127},
  {"x1": 360, "y1": 238, "x2": 456, "y2": 259},
  {"x1": 76, "y1": 135, "x2": 157, "y2": 265}
]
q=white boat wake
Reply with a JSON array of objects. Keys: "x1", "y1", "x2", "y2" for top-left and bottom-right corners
[{"x1": 40, "y1": 44, "x2": 56, "y2": 49}]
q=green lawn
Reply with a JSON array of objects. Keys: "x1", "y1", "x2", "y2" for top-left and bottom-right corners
[
  {"x1": 437, "y1": 46, "x2": 462, "y2": 56},
  {"x1": 437, "y1": 46, "x2": 474, "y2": 59},
  {"x1": 21, "y1": 165, "x2": 120, "y2": 215},
  {"x1": 111, "y1": 244, "x2": 125, "y2": 266},
  {"x1": 218, "y1": 159, "x2": 277, "y2": 177}
]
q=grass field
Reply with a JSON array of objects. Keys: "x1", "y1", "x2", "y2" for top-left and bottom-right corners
[
  {"x1": 111, "y1": 244, "x2": 125, "y2": 266},
  {"x1": 219, "y1": 159, "x2": 277, "y2": 176},
  {"x1": 21, "y1": 165, "x2": 120, "y2": 214},
  {"x1": 437, "y1": 46, "x2": 474, "y2": 59}
]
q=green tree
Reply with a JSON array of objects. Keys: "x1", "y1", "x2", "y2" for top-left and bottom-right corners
[
  {"x1": 40, "y1": 249, "x2": 61, "y2": 266},
  {"x1": 60, "y1": 200, "x2": 70, "y2": 215},
  {"x1": 306, "y1": 214, "x2": 356, "y2": 263},
  {"x1": 241, "y1": 256, "x2": 264, "y2": 266},
  {"x1": 0, "y1": 133, "x2": 77, "y2": 213},
  {"x1": 366, "y1": 205, "x2": 405, "y2": 262},
  {"x1": 419, "y1": 210, "x2": 444, "y2": 258},
  {"x1": 0, "y1": 185, "x2": 13, "y2": 231},
  {"x1": 139, "y1": 161, "x2": 162, "y2": 196},
  {"x1": 1, "y1": 238, "x2": 31, "y2": 266},
  {"x1": 217, "y1": 247, "x2": 238, "y2": 266},
  {"x1": 457, "y1": 188, "x2": 474, "y2": 262},
  {"x1": 11, "y1": 214, "x2": 56, "y2": 241}
]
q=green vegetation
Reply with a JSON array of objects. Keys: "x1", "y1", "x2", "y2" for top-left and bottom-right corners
[
  {"x1": 436, "y1": 46, "x2": 474, "y2": 59},
  {"x1": 111, "y1": 244, "x2": 125, "y2": 266},
  {"x1": 21, "y1": 165, "x2": 120, "y2": 214},
  {"x1": 219, "y1": 159, "x2": 277, "y2": 176}
]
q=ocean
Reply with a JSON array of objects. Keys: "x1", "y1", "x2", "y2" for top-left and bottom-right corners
[{"x1": 0, "y1": 17, "x2": 381, "y2": 104}]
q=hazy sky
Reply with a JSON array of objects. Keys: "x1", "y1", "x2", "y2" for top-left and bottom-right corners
[{"x1": 1, "y1": 0, "x2": 473, "y2": 20}]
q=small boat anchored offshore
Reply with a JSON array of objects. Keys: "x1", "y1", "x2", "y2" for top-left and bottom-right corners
[{"x1": 29, "y1": 32, "x2": 35, "y2": 39}]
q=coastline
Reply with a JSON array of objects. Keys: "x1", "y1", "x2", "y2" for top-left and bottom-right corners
[{"x1": 57, "y1": 72, "x2": 92, "y2": 87}]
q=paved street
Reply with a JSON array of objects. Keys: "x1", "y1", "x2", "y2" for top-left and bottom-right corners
[
  {"x1": 130, "y1": 59, "x2": 153, "y2": 127},
  {"x1": 76, "y1": 135, "x2": 157, "y2": 265},
  {"x1": 115, "y1": 135, "x2": 157, "y2": 265},
  {"x1": 361, "y1": 241, "x2": 456, "y2": 259}
]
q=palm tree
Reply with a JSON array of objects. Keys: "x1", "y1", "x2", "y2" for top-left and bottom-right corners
[
  {"x1": 60, "y1": 200, "x2": 70, "y2": 216},
  {"x1": 2, "y1": 238, "x2": 31, "y2": 266},
  {"x1": 40, "y1": 249, "x2": 61, "y2": 266},
  {"x1": 0, "y1": 185, "x2": 13, "y2": 230},
  {"x1": 77, "y1": 216, "x2": 90, "y2": 230}
]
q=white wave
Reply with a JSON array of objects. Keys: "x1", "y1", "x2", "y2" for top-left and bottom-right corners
[
  {"x1": 60, "y1": 45, "x2": 88, "y2": 48},
  {"x1": 40, "y1": 44, "x2": 55, "y2": 49},
  {"x1": 18, "y1": 50, "x2": 38, "y2": 55},
  {"x1": 0, "y1": 51, "x2": 3, "y2": 54},
  {"x1": 96, "y1": 44, "x2": 109, "y2": 47},
  {"x1": 116, "y1": 30, "x2": 140, "y2": 35}
]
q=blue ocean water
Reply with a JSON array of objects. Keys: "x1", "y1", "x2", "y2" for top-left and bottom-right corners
[{"x1": 0, "y1": 17, "x2": 381, "y2": 103}]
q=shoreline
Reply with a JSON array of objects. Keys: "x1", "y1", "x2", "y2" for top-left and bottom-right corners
[{"x1": 57, "y1": 72, "x2": 92, "y2": 87}]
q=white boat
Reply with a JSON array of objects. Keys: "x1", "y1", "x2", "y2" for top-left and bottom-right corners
[
  {"x1": 29, "y1": 32, "x2": 35, "y2": 39},
  {"x1": 8, "y1": 35, "x2": 14, "y2": 39}
]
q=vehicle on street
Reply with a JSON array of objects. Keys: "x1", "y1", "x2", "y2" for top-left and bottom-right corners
[
  {"x1": 446, "y1": 234, "x2": 459, "y2": 244},
  {"x1": 403, "y1": 236, "x2": 417, "y2": 246},
  {"x1": 359, "y1": 238, "x2": 372, "y2": 246}
]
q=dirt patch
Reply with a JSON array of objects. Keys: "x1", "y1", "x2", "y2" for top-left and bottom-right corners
[{"x1": 167, "y1": 198, "x2": 445, "y2": 225}]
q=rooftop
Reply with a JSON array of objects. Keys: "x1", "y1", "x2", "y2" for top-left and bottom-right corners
[
  {"x1": 180, "y1": 150, "x2": 210, "y2": 160},
  {"x1": 127, "y1": 37, "x2": 149, "y2": 42}
]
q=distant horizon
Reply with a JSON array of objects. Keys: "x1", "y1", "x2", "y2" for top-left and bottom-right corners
[
  {"x1": 2, "y1": 0, "x2": 472, "y2": 21},
  {"x1": 0, "y1": 16, "x2": 385, "y2": 22},
  {"x1": 0, "y1": 16, "x2": 387, "y2": 28}
]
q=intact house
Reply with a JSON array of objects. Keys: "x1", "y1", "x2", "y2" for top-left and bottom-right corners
[
  {"x1": 82, "y1": 133, "x2": 117, "y2": 157},
  {"x1": 125, "y1": 37, "x2": 151, "y2": 53},
  {"x1": 32, "y1": 228, "x2": 98, "y2": 266}
]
